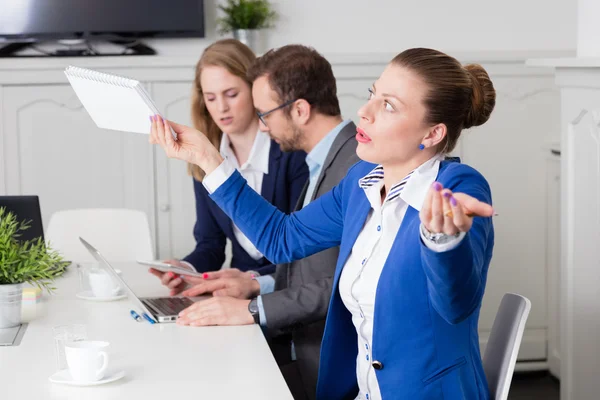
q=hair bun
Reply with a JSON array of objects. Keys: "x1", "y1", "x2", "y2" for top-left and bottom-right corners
[{"x1": 463, "y1": 64, "x2": 496, "y2": 129}]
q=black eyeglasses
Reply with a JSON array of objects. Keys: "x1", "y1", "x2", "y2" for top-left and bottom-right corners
[{"x1": 256, "y1": 99, "x2": 298, "y2": 126}]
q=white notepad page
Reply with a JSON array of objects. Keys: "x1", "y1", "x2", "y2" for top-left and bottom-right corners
[{"x1": 64, "y1": 66, "x2": 161, "y2": 135}]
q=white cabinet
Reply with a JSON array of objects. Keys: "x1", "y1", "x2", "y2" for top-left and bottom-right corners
[
  {"x1": 525, "y1": 57, "x2": 600, "y2": 400},
  {"x1": 558, "y1": 74, "x2": 600, "y2": 399},
  {"x1": 1, "y1": 84, "x2": 157, "y2": 245},
  {"x1": 0, "y1": 54, "x2": 561, "y2": 369}
]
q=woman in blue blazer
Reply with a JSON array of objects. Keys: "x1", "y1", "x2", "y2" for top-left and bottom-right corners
[
  {"x1": 151, "y1": 48, "x2": 496, "y2": 399},
  {"x1": 150, "y1": 39, "x2": 307, "y2": 295}
]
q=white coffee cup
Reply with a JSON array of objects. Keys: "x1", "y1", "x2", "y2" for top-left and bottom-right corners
[
  {"x1": 88, "y1": 269, "x2": 121, "y2": 298},
  {"x1": 65, "y1": 340, "x2": 110, "y2": 382}
]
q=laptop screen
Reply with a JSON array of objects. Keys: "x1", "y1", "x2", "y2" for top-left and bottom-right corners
[{"x1": 0, "y1": 196, "x2": 45, "y2": 243}]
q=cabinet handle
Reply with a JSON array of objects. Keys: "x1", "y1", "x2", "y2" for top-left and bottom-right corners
[
  {"x1": 160, "y1": 204, "x2": 171, "y2": 212},
  {"x1": 551, "y1": 149, "x2": 561, "y2": 156}
]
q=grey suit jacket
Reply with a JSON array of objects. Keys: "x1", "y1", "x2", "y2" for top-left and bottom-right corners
[{"x1": 261, "y1": 121, "x2": 359, "y2": 399}]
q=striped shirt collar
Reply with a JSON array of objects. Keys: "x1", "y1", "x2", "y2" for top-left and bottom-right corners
[{"x1": 358, "y1": 155, "x2": 442, "y2": 210}]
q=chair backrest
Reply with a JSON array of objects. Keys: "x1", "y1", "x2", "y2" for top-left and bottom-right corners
[
  {"x1": 483, "y1": 293, "x2": 532, "y2": 400},
  {"x1": 46, "y1": 208, "x2": 154, "y2": 263}
]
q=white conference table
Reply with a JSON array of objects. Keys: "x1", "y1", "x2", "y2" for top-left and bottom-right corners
[{"x1": 0, "y1": 262, "x2": 293, "y2": 399}]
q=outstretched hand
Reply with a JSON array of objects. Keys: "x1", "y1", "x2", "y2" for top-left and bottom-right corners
[{"x1": 420, "y1": 182, "x2": 493, "y2": 235}]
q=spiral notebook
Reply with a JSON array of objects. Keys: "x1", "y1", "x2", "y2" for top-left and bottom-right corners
[{"x1": 64, "y1": 66, "x2": 173, "y2": 137}]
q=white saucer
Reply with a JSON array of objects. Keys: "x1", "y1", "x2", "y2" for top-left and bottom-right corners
[
  {"x1": 76, "y1": 290, "x2": 126, "y2": 302},
  {"x1": 49, "y1": 369, "x2": 125, "y2": 386}
]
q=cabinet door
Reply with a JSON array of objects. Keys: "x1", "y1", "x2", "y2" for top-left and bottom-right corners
[
  {"x1": 560, "y1": 101, "x2": 600, "y2": 399},
  {"x1": 1, "y1": 85, "x2": 156, "y2": 247},
  {"x1": 546, "y1": 152, "x2": 561, "y2": 378}
]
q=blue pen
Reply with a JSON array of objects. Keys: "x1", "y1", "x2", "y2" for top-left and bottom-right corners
[
  {"x1": 130, "y1": 310, "x2": 142, "y2": 322},
  {"x1": 142, "y1": 313, "x2": 156, "y2": 324}
]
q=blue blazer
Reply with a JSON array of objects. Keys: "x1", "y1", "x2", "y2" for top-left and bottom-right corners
[
  {"x1": 209, "y1": 158, "x2": 494, "y2": 399},
  {"x1": 183, "y1": 142, "x2": 308, "y2": 275}
]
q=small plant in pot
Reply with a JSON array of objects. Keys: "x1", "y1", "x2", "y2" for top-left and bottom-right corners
[
  {"x1": 217, "y1": 0, "x2": 277, "y2": 52},
  {"x1": 0, "y1": 207, "x2": 66, "y2": 328}
]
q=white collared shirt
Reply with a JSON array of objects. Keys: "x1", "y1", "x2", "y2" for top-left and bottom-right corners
[
  {"x1": 338, "y1": 156, "x2": 464, "y2": 400},
  {"x1": 219, "y1": 130, "x2": 271, "y2": 260}
]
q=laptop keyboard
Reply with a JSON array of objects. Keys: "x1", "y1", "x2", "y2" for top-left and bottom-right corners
[{"x1": 144, "y1": 297, "x2": 194, "y2": 316}]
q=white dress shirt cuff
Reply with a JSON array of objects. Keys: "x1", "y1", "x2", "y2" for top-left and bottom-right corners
[
  {"x1": 420, "y1": 224, "x2": 466, "y2": 253},
  {"x1": 179, "y1": 261, "x2": 196, "y2": 272},
  {"x1": 256, "y1": 295, "x2": 267, "y2": 327},
  {"x1": 255, "y1": 275, "x2": 276, "y2": 295},
  {"x1": 202, "y1": 159, "x2": 236, "y2": 194}
]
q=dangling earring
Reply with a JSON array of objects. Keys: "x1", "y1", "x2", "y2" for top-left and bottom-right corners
[{"x1": 419, "y1": 144, "x2": 425, "y2": 150}]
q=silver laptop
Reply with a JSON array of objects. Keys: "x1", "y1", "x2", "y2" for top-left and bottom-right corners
[{"x1": 79, "y1": 237, "x2": 196, "y2": 323}]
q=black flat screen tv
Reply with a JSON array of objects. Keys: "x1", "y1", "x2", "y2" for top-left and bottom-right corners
[{"x1": 0, "y1": 0, "x2": 205, "y2": 42}]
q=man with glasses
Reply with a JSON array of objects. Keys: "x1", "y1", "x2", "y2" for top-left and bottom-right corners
[{"x1": 181, "y1": 45, "x2": 358, "y2": 399}]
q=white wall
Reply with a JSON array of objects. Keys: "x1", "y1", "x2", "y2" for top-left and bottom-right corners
[{"x1": 146, "y1": 0, "x2": 576, "y2": 56}]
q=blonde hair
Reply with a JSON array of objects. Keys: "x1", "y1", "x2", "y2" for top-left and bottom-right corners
[{"x1": 188, "y1": 39, "x2": 256, "y2": 181}]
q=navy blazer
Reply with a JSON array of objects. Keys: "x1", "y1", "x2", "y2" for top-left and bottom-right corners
[
  {"x1": 208, "y1": 159, "x2": 494, "y2": 399},
  {"x1": 183, "y1": 141, "x2": 308, "y2": 274}
]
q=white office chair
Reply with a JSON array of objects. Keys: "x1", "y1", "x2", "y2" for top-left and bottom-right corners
[
  {"x1": 482, "y1": 293, "x2": 532, "y2": 400},
  {"x1": 46, "y1": 208, "x2": 154, "y2": 263}
]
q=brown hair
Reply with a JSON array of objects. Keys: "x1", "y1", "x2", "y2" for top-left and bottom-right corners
[
  {"x1": 247, "y1": 44, "x2": 341, "y2": 117},
  {"x1": 189, "y1": 39, "x2": 256, "y2": 181},
  {"x1": 392, "y1": 48, "x2": 496, "y2": 153}
]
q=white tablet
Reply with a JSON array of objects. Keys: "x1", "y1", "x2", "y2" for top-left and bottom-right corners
[{"x1": 137, "y1": 260, "x2": 204, "y2": 277}]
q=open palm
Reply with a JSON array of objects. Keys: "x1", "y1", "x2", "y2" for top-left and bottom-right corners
[{"x1": 420, "y1": 182, "x2": 494, "y2": 235}]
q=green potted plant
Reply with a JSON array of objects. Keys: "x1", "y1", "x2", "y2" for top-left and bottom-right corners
[
  {"x1": 0, "y1": 207, "x2": 66, "y2": 328},
  {"x1": 217, "y1": 0, "x2": 277, "y2": 51}
]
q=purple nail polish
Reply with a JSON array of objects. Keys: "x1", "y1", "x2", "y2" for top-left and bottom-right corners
[
  {"x1": 450, "y1": 196, "x2": 457, "y2": 207},
  {"x1": 433, "y1": 182, "x2": 442, "y2": 191},
  {"x1": 443, "y1": 191, "x2": 451, "y2": 199}
]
